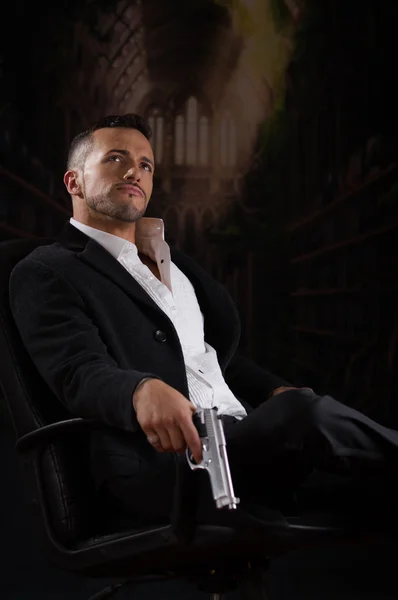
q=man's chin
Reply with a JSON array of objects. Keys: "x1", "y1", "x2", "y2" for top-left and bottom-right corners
[
  {"x1": 112, "y1": 198, "x2": 147, "y2": 223},
  {"x1": 85, "y1": 196, "x2": 147, "y2": 223},
  {"x1": 113, "y1": 211, "x2": 147, "y2": 224}
]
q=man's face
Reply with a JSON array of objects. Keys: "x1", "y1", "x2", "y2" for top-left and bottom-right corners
[{"x1": 78, "y1": 127, "x2": 155, "y2": 223}]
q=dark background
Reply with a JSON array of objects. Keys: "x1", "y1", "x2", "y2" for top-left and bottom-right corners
[{"x1": 1, "y1": 0, "x2": 398, "y2": 597}]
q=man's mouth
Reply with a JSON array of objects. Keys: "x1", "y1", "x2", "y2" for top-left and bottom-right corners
[{"x1": 116, "y1": 184, "x2": 145, "y2": 198}]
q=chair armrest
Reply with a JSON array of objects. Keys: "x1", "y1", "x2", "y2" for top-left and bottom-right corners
[
  {"x1": 15, "y1": 418, "x2": 101, "y2": 454},
  {"x1": 16, "y1": 418, "x2": 197, "y2": 544}
]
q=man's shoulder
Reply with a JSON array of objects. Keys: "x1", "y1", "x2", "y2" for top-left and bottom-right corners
[{"x1": 12, "y1": 241, "x2": 77, "y2": 278}]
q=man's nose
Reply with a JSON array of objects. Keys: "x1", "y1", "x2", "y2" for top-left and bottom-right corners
[{"x1": 123, "y1": 163, "x2": 140, "y2": 181}]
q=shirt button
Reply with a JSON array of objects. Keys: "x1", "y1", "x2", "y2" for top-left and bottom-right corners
[{"x1": 154, "y1": 329, "x2": 167, "y2": 343}]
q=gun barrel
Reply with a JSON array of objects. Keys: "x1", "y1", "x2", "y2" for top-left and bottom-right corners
[
  {"x1": 216, "y1": 443, "x2": 239, "y2": 509},
  {"x1": 187, "y1": 408, "x2": 240, "y2": 510}
]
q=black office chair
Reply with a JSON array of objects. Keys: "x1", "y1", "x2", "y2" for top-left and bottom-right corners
[{"x1": 0, "y1": 237, "x2": 388, "y2": 600}]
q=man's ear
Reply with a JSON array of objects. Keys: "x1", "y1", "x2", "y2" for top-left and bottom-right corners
[{"x1": 64, "y1": 170, "x2": 82, "y2": 196}]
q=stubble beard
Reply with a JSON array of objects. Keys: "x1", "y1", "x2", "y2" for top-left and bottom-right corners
[{"x1": 85, "y1": 192, "x2": 147, "y2": 223}]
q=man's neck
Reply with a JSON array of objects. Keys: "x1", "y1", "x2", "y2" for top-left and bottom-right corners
[{"x1": 72, "y1": 215, "x2": 137, "y2": 244}]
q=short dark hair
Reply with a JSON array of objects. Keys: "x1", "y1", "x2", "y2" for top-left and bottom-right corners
[{"x1": 66, "y1": 113, "x2": 152, "y2": 170}]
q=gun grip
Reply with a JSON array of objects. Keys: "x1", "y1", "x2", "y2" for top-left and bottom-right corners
[{"x1": 192, "y1": 412, "x2": 207, "y2": 437}]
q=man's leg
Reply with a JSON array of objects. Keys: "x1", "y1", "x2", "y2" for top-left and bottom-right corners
[
  {"x1": 102, "y1": 428, "x2": 286, "y2": 528},
  {"x1": 103, "y1": 388, "x2": 398, "y2": 525},
  {"x1": 103, "y1": 449, "x2": 285, "y2": 528},
  {"x1": 224, "y1": 388, "x2": 398, "y2": 489}
]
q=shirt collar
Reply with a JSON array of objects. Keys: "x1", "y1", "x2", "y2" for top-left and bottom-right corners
[
  {"x1": 70, "y1": 217, "x2": 165, "y2": 260},
  {"x1": 70, "y1": 218, "x2": 131, "y2": 260},
  {"x1": 70, "y1": 217, "x2": 172, "y2": 291}
]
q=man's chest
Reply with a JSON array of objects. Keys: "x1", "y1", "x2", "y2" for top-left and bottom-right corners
[
  {"x1": 129, "y1": 255, "x2": 205, "y2": 352},
  {"x1": 138, "y1": 253, "x2": 161, "y2": 280}
]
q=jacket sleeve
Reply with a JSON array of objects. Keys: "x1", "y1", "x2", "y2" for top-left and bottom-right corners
[
  {"x1": 224, "y1": 351, "x2": 293, "y2": 409},
  {"x1": 9, "y1": 257, "x2": 158, "y2": 432}
]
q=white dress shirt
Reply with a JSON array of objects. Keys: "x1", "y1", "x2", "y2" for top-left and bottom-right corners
[{"x1": 70, "y1": 217, "x2": 247, "y2": 419}]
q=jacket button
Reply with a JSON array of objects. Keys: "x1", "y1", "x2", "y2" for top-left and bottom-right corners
[{"x1": 154, "y1": 329, "x2": 167, "y2": 342}]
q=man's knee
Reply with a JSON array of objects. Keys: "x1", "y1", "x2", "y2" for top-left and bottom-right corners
[
  {"x1": 274, "y1": 387, "x2": 334, "y2": 431},
  {"x1": 273, "y1": 386, "x2": 318, "y2": 411}
]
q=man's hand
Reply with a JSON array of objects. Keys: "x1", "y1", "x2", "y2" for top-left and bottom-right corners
[{"x1": 133, "y1": 379, "x2": 202, "y2": 463}]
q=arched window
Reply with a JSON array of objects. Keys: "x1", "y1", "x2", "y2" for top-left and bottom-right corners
[
  {"x1": 148, "y1": 115, "x2": 155, "y2": 136},
  {"x1": 199, "y1": 116, "x2": 209, "y2": 166},
  {"x1": 147, "y1": 109, "x2": 164, "y2": 165},
  {"x1": 174, "y1": 96, "x2": 210, "y2": 166},
  {"x1": 220, "y1": 112, "x2": 236, "y2": 167},
  {"x1": 186, "y1": 97, "x2": 198, "y2": 165},
  {"x1": 174, "y1": 115, "x2": 184, "y2": 165}
]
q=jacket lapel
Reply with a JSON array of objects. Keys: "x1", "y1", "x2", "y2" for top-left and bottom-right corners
[
  {"x1": 58, "y1": 222, "x2": 169, "y2": 321},
  {"x1": 58, "y1": 222, "x2": 240, "y2": 367}
]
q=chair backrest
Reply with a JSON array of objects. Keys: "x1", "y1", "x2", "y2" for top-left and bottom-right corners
[
  {"x1": 0, "y1": 238, "x2": 68, "y2": 433},
  {"x1": 0, "y1": 238, "x2": 101, "y2": 547}
]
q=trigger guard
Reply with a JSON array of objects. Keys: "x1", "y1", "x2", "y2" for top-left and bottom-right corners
[{"x1": 185, "y1": 447, "x2": 205, "y2": 470}]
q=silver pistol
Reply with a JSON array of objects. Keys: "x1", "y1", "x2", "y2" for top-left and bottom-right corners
[{"x1": 186, "y1": 407, "x2": 240, "y2": 510}]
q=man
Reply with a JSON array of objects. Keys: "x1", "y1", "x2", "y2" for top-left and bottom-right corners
[{"x1": 9, "y1": 114, "x2": 398, "y2": 526}]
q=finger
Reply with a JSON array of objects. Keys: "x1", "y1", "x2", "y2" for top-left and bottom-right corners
[
  {"x1": 156, "y1": 428, "x2": 173, "y2": 453},
  {"x1": 150, "y1": 438, "x2": 164, "y2": 452},
  {"x1": 181, "y1": 418, "x2": 202, "y2": 463},
  {"x1": 168, "y1": 426, "x2": 187, "y2": 454},
  {"x1": 146, "y1": 431, "x2": 164, "y2": 451},
  {"x1": 146, "y1": 432, "x2": 160, "y2": 445}
]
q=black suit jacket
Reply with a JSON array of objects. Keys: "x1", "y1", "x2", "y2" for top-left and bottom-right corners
[{"x1": 9, "y1": 222, "x2": 289, "y2": 486}]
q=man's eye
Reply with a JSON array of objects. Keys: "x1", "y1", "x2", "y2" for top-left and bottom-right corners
[
  {"x1": 108, "y1": 155, "x2": 122, "y2": 162},
  {"x1": 141, "y1": 163, "x2": 153, "y2": 172}
]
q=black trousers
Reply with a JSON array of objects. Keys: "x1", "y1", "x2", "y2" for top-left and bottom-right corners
[{"x1": 103, "y1": 389, "x2": 398, "y2": 526}]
